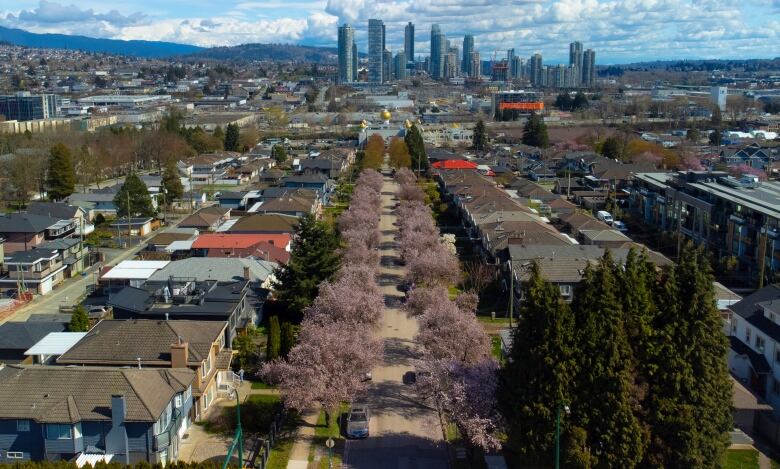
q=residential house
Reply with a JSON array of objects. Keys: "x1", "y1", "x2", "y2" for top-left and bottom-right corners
[
  {"x1": 0, "y1": 319, "x2": 69, "y2": 364},
  {"x1": 579, "y1": 229, "x2": 632, "y2": 248},
  {"x1": 26, "y1": 203, "x2": 93, "y2": 233},
  {"x1": 0, "y1": 213, "x2": 76, "y2": 254},
  {"x1": 110, "y1": 258, "x2": 277, "y2": 342},
  {"x1": 191, "y1": 233, "x2": 291, "y2": 264},
  {"x1": 281, "y1": 174, "x2": 331, "y2": 193},
  {"x1": 178, "y1": 207, "x2": 231, "y2": 231},
  {"x1": 57, "y1": 319, "x2": 235, "y2": 421},
  {"x1": 295, "y1": 158, "x2": 347, "y2": 179},
  {"x1": 0, "y1": 365, "x2": 195, "y2": 464},
  {"x1": 186, "y1": 153, "x2": 239, "y2": 186},
  {"x1": 218, "y1": 192, "x2": 250, "y2": 210},
  {"x1": 34, "y1": 238, "x2": 90, "y2": 279},
  {"x1": 110, "y1": 218, "x2": 154, "y2": 237},
  {"x1": 224, "y1": 214, "x2": 299, "y2": 235},
  {"x1": 251, "y1": 194, "x2": 320, "y2": 218},
  {"x1": 99, "y1": 260, "x2": 170, "y2": 291},
  {"x1": 66, "y1": 191, "x2": 118, "y2": 215},
  {"x1": 0, "y1": 249, "x2": 66, "y2": 295},
  {"x1": 720, "y1": 143, "x2": 773, "y2": 170}
]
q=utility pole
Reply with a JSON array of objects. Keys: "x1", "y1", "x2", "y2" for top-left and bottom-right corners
[{"x1": 508, "y1": 259, "x2": 513, "y2": 328}]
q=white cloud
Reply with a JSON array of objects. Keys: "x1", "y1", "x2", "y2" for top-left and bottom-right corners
[{"x1": 0, "y1": 0, "x2": 777, "y2": 61}]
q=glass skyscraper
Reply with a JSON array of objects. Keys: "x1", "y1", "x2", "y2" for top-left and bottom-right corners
[
  {"x1": 430, "y1": 24, "x2": 446, "y2": 80},
  {"x1": 404, "y1": 22, "x2": 415, "y2": 64},
  {"x1": 337, "y1": 24, "x2": 354, "y2": 83},
  {"x1": 368, "y1": 19, "x2": 385, "y2": 83},
  {"x1": 462, "y1": 35, "x2": 474, "y2": 76}
]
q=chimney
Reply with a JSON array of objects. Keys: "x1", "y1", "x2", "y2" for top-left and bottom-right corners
[
  {"x1": 170, "y1": 341, "x2": 189, "y2": 368},
  {"x1": 243, "y1": 265, "x2": 251, "y2": 281},
  {"x1": 111, "y1": 394, "x2": 126, "y2": 426}
]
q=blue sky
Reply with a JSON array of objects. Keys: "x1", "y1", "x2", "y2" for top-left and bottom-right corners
[{"x1": 2, "y1": 0, "x2": 779, "y2": 63}]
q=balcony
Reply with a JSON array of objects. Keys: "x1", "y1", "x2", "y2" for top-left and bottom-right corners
[{"x1": 153, "y1": 409, "x2": 182, "y2": 451}]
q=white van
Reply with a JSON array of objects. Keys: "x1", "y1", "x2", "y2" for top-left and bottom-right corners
[{"x1": 597, "y1": 210, "x2": 614, "y2": 225}]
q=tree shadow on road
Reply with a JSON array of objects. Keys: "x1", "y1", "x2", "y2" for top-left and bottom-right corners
[{"x1": 382, "y1": 337, "x2": 420, "y2": 366}]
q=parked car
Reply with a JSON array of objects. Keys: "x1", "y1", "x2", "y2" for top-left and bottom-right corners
[
  {"x1": 613, "y1": 220, "x2": 628, "y2": 232},
  {"x1": 596, "y1": 210, "x2": 614, "y2": 225},
  {"x1": 346, "y1": 405, "x2": 370, "y2": 439}
]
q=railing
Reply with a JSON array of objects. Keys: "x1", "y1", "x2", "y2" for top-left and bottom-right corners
[
  {"x1": 216, "y1": 371, "x2": 241, "y2": 398},
  {"x1": 153, "y1": 409, "x2": 182, "y2": 451},
  {"x1": 245, "y1": 409, "x2": 289, "y2": 469}
]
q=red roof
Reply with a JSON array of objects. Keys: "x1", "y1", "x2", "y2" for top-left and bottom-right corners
[
  {"x1": 192, "y1": 233, "x2": 291, "y2": 250},
  {"x1": 431, "y1": 160, "x2": 478, "y2": 169}
]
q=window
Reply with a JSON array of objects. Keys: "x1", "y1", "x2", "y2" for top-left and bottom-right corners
[
  {"x1": 16, "y1": 420, "x2": 30, "y2": 432},
  {"x1": 175, "y1": 395, "x2": 183, "y2": 408},
  {"x1": 559, "y1": 285, "x2": 572, "y2": 297},
  {"x1": 183, "y1": 386, "x2": 192, "y2": 402},
  {"x1": 756, "y1": 336, "x2": 766, "y2": 352},
  {"x1": 46, "y1": 424, "x2": 72, "y2": 440},
  {"x1": 6, "y1": 452, "x2": 23, "y2": 460},
  {"x1": 746, "y1": 328, "x2": 752, "y2": 342},
  {"x1": 201, "y1": 353, "x2": 213, "y2": 379}
]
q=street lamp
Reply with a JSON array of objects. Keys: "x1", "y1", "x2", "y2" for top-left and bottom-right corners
[{"x1": 555, "y1": 402, "x2": 570, "y2": 469}]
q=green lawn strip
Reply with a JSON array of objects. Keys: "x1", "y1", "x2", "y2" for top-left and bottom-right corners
[
  {"x1": 490, "y1": 335, "x2": 503, "y2": 362},
  {"x1": 250, "y1": 381, "x2": 275, "y2": 390},
  {"x1": 310, "y1": 404, "x2": 350, "y2": 466},
  {"x1": 265, "y1": 415, "x2": 299, "y2": 469},
  {"x1": 724, "y1": 448, "x2": 759, "y2": 469},
  {"x1": 196, "y1": 394, "x2": 281, "y2": 435}
]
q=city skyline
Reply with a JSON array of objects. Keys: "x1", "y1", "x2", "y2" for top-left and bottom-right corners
[{"x1": 1, "y1": 0, "x2": 779, "y2": 63}]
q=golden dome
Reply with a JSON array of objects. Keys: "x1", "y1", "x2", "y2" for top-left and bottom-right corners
[
  {"x1": 404, "y1": 119, "x2": 413, "y2": 129},
  {"x1": 359, "y1": 120, "x2": 368, "y2": 129},
  {"x1": 380, "y1": 109, "x2": 392, "y2": 121}
]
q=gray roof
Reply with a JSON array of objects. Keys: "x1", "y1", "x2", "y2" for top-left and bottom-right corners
[
  {"x1": 0, "y1": 321, "x2": 68, "y2": 351},
  {"x1": 57, "y1": 319, "x2": 227, "y2": 366},
  {"x1": 729, "y1": 285, "x2": 780, "y2": 342},
  {"x1": 26, "y1": 202, "x2": 84, "y2": 219},
  {"x1": 0, "y1": 213, "x2": 61, "y2": 233},
  {"x1": 68, "y1": 192, "x2": 116, "y2": 203},
  {"x1": 36, "y1": 238, "x2": 81, "y2": 251},
  {"x1": 5, "y1": 249, "x2": 59, "y2": 264},
  {"x1": 0, "y1": 365, "x2": 194, "y2": 423},
  {"x1": 148, "y1": 257, "x2": 277, "y2": 283}
]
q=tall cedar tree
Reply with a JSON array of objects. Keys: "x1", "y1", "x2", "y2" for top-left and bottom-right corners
[
  {"x1": 502, "y1": 262, "x2": 578, "y2": 465},
  {"x1": 405, "y1": 123, "x2": 429, "y2": 172},
  {"x1": 571, "y1": 254, "x2": 646, "y2": 468},
  {"x1": 281, "y1": 322, "x2": 295, "y2": 357},
  {"x1": 113, "y1": 173, "x2": 155, "y2": 218},
  {"x1": 521, "y1": 113, "x2": 550, "y2": 149},
  {"x1": 473, "y1": 119, "x2": 489, "y2": 154},
  {"x1": 46, "y1": 143, "x2": 76, "y2": 201},
  {"x1": 161, "y1": 160, "x2": 184, "y2": 203},
  {"x1": 224, "y1": 123, "x2": 240, "y2": 152},
  {"x1": 644, "y1": 244, "x2": 732, "y2": 467},
  {"x1": 272, "y1": 214, "x2": 341, "y2": 322},
  {"x1": 620, "y1": 248, "x2": 658, "y2": 378},
  {"x1": 272, "y1": 144, "x2": 287, "y2": 165},
  {"x1": 601, "y1": 136, "x2": 622, "y2": 160},
  {"x1": 266, "y1": 316, "x2": 281, "y2": 360}
]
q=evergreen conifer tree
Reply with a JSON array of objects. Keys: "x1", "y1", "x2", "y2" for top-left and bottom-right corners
[
  {"x1": 224, "y1": 123, "x2": 240, "y2": 152},
  {"x1": 161, "y1": 160, "x2": 184, "y2": 203},
  {"x1": 644, "y1": 244, "x2": 732, "y2": 467},
  {"x1": 267, "y1": 316, "x2": 281, "y2": 360},
  {"x1": 473, "y1": 119, "x2": 489, "y2": 154},
  {"x1": 404, "y1": 124, "x2": 428, "y2": 172},
  {"x1": 502, "y1": 262, "x2": 577, "y2": 464},
  {"x1": 46, "y1": 143, "x2": 76, "y2": 201},
  {"x1": 68, "y1": 305, "x2": 90, "y2": 332},
  {"x1": 281, "y1": 322, "x2": 295, "y2": 357},
  {"x1": 571, "y1": 253, "x2": 646, "y2": 468},
  {"x1": 114, "y1": 173, "x2": 155, "y2": 218},
  {"x1": 521, "y1": 113, "x2": 550, "y2": 148},
  {"x1": 273, "y1": 214, "x2": 341, "y2": 322}
]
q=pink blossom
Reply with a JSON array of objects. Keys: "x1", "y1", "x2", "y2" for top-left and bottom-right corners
[
  {"x1": 405, "y1": 286, "x2": 450, "y2": 316},
  {"x1": 305, "y1": 265, "x2": 383, "y2": 327},
  {"x1": 406, "y1": 245, "x2": 461, "y2": 287},
  {"x1": 416, "y1": 300, "x2": 491, "y2": 365},
  {"x1": 731, "y1": 163, "x2": 767, "y2": 181}
]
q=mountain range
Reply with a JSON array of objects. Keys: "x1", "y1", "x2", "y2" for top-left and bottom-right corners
[{"x1": 0, "y1": 25, "x2": 338, "y2": 63}]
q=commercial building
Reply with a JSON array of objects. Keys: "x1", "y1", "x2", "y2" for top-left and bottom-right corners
[
  {"x1": 712, "y1": 86, "x2": 728, "y2": 112},
  {"x1": 462, "y1": 35, "x2": 474, "y2": 76},
  {"x1": 0, "y1": 93, "x2": 58, "y2": 121},
  {"x1": 394, "y1": 50, "x2": 408, "y2": 80},
  {"x1": 507, "y1": 48, "x2": 515, "y2": 79},
  {"x1": 631, "y1": 171, "x2": 780, "y2": 288},
  {"x1": 529, "y1": 53, "x2": 543, "y2": 86},
  {"x1": 492, "y1": 90, "x2": 544, "y2": 120},
  {"x1": 383, "y1": 49, "x2": 393, "y2": 82},
  {"x1": 404, "y1": 22, "x2": 415, "y2": 65},
  {"x1": 569, "y1": 41, "x2": 583, "y2": 85},
  {"x1": 368, "y1": 19, "x2": 385, "y2": 83},
  {"x1": 583, "y1": 49, "x2": 596, "y2": 86},
  {"x1": 430, "y1": 24, "x2": 446, "y2": 80},
  {"x1": 352, "y1": 41, "x2": 358, "y2": 81},
  {"x1": 469, "y1": 52, "x2": 481, "y2": 79},
  {"x1": 337, "y1": 24, "x2": 355, "y2": 83}
]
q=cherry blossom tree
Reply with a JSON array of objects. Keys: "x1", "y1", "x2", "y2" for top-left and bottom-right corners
[
  {"x1": 397, "y1": 183, "x2": 426, "y2": 202},
  {"x1": 406, "y1": 245, "x2": 462, "y2": 287},
  {"x1": 405, "y1": 286, "x2": 450, "y2": 316},
  {"x1": 416, "y1": 358, "x2": 502, "y2": 451},
  {"x1": 305, "y1": 264, "x2": 383, "y2": 327},
  {"x1": 416, "y1": 300, "x2": 491, "y2": 365},
  {"x1": 731, "y1": 163, "x2": 767, "y2": 181},
  {"x1": 261, "y1": 320, "x2": 383, "y2": 422},
  {"x1": 395, "y1": 167, "x2": 417, "y2": 186}
]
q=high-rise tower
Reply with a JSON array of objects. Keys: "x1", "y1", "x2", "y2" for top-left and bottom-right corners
[
  {"x1": 368, "y1": 19, "x2": 385, "y2": 83},
  {"x1": 337, "y1": 24, "x2": 354, "y2": 83},
  {"x1": 404, "y1": 22, "x2": 415, "y2": 63},
  {"x1": 569, "y1": 41, "x2": 583, "y2": 85},
  {"x1": 430, "y1": 24, "x2": 446, "y2": 80},
  {"x1": 582, "y1": 48, "x2": 596, "y2": 87},
  {"x1": 462, "y1": 35, "x2": 474, "y2": 76}
]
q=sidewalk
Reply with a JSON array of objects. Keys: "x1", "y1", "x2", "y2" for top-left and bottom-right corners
[{"x1": 286, "y1": 409, "x2": 319, "y2": 469}]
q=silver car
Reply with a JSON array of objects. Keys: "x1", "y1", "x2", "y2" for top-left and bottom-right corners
[{"x1": 345, "y1": 405, "x2": 370, "y2": 439}]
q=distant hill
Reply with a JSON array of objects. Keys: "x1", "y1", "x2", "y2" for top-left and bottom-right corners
[
  {"x1": 181, "y1": 43, "x2": 340, "y2": 63},
  {"x1": 0, "y1": 25, "x2": 203, "y2": 58}
]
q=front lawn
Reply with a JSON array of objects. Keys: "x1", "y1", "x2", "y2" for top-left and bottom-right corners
[
  {"x1": 311, "y1": 404, "x2": 349, "y2": 468},
  {"x1": 197, "y1": 394, "x2": 282, "y2": 436},
  {"x1": 724, "y1": 448, "x2": 759, "y2": 469}
]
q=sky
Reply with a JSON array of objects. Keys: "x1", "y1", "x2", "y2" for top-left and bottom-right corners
[{"x1": 1, "y1": 0, "x2": 779, "y2": 64}]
